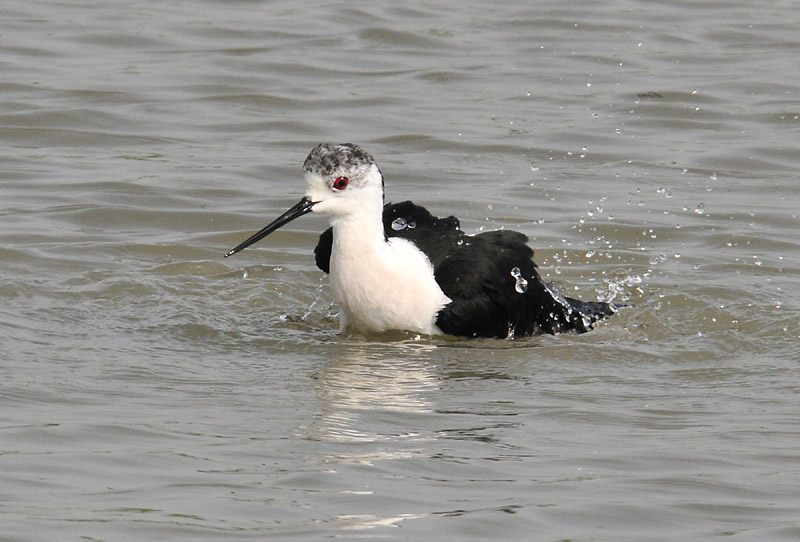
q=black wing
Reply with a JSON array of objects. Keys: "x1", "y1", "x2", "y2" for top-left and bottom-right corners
[
  {"x1": 433, "y1": 230, "x2": 613, "y2": 337},
  {"x1": 381, "y1": 201, "x2": 464, "y2": 268}
]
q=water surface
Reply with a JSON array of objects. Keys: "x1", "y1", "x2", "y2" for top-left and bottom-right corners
[{"x1": 2, "y1": 1, "x2": 799, "y2": 540}]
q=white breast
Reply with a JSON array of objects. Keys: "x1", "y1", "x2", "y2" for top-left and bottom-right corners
[{"x1": 329, "y1": 236, "x2": 451, "y2": 335}]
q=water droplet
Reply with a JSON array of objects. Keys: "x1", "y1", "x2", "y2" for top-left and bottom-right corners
[
  {"x1": 585, "y1": 249, "x2": 596, "y2": 258},
  {"x1": 391, "y1": 217, "x2": 408, "y2": 231},
  {"x1": 407, "y1": 221, "x2": 416, "y2": 229},
  {"x1": 543, "y1": 282, "x2": 572, "y2": 312},
  {"x1": 510, "y1": 267, "x2": 528, "y2": 293},
  {"x1": 694, "y1": 203, "x2": 705, "y2": 215},
  {"x1": 506, "y1": 322, "x2": 516, "y2": 340}
]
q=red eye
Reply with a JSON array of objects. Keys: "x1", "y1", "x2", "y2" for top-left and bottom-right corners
[{"x1": 333, "y1": 176, "x2": 349, "y2": 190}]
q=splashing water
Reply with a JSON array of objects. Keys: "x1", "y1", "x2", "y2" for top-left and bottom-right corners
[
  {"x1": 597, "y1": 273, "x2": 643, "y2": 303},
  {"x1": 543, "y1": 281, "x2": 574, "y2": 314},
  {"x1": 506, "y1": 321, "x2": 516, "y2": 340},
  {"x1": 302, "y1": 278, "x2": 328, "y2": 321}
]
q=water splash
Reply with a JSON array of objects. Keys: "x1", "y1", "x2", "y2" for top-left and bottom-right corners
[
  {"x1": 597, "y1": 273, "x2": 643, "y2": 303},
  {"x1": 510, "y1": 267, "x2": 528, "y2": 294},
  {"x1": 543, "y1": 281, "x2": 573, "y2": 313},
  {"x1": 506, "y1": 321, "x2": 516, "y2": 340},
  {"x1": 302, "y1": 278, "x2": 327, "y2": 321}
]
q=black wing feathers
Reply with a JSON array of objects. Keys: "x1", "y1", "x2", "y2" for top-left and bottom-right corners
[
  {"x1": 314, "y1": 227, "x2": 334, "y2": 274},
  {"x1": 381, "y1": 201, "x2": 464, "y2": 268},
  {"x1": 433, "y1": 230, "x2": 594, "y2": 337}
]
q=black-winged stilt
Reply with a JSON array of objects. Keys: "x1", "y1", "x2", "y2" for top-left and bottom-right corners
[{"x1": 225, "y1": 143, "x2": 620, "y2": 338}]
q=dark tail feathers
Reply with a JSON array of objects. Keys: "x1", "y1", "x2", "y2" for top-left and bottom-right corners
[{"x1": 565, "y1": 297, "x2": 625, "y2": 330}]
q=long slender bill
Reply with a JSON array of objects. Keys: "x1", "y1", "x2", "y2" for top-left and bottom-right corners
[{"x1": 224, "y1": 197, "x2": 316, "y2": 258}]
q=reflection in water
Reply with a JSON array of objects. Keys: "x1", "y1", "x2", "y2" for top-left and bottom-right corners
[
  {"x1": 297, "y1": 342, "x2": 443, "y2": 531},
  {"x1": 333, "y1": 512, "x2": 428, "y2": 530},
  {"x1": 307, "y1": 342, "x2": 440, "y2": 444}
]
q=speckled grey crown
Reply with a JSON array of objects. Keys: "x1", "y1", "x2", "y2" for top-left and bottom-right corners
[{"x1": 303, "y1": 143, "x2": 376, "y2": 178}]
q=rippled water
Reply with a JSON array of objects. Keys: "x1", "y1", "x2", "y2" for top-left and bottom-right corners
[{"x1": 2, "y1": 1, "x2": 799, "y2": 540}]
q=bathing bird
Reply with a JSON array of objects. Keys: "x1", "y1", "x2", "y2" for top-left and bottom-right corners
[{"x1": 225, "y1": 143, "x2": 619, "y2": 338}]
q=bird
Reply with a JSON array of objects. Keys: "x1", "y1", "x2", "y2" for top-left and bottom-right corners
[{"x1": 225, "y1": 143, "x2": 620, "y2": 338}]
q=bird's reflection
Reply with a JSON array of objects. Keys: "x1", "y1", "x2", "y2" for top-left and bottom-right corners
[
  {"x1": 293, "y1": 340, "x2": 527, "y2": 533},
  {"x1": 306, "y1": 341, "x2": 440, "y2": 445}
]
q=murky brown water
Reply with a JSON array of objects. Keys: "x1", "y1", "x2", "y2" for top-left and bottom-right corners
[{"x1": 2, "y1": 1, "x2": 798, "y2": 540}]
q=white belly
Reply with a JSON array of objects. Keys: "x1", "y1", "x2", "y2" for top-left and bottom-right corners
[{"x1": 329, "y1": 237, "x2": 450, "y2": 335}]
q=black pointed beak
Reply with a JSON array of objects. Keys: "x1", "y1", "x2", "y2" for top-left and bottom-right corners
[{"x1": 224, "y1": 196, "x2": 316, "y2": 258}]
